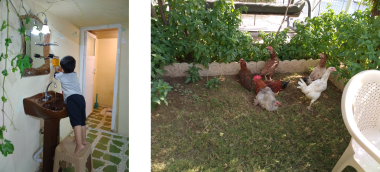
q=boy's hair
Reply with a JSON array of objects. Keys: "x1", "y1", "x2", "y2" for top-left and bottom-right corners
[{"x1": 60, "y1": 56, "x2": 76, "y2": 73}]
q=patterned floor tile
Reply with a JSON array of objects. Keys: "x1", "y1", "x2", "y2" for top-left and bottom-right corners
[
  {"x1": 112, "y1": 140, "x2": 124, "y2": 147},
  {"x1": 92, "y1": 150, "x2": 104, "y2": 159},
  {"x1": 102, "y1": 165, "x2": 117, "y2": 172},
  {"x1": 99, "y1": 137, "x2": 110, "y2": 145},
  {"x1": 103, "y1": 153, "x2": 121, "y2": 165},
  {"x1": 113, "y1": 136, "x2": 123, "y2": 139},
  {"x1": 62, "y1": 106, "x2": 128, "y2": 172},
  {"x1": 109, "y1": 144, "x2": 121, "y2": 153},
  {"x1": 93, "y1": 159, "x2": 105, "y2": 169},
  {"x1": 101, "y1": 133, "x2": 111, "y2": 137}
]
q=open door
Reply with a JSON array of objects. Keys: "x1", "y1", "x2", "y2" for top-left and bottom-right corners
[{"x1": 83, "y1": 31, "x2": 97, "y2": 117}]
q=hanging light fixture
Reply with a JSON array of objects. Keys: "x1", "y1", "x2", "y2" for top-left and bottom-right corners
[{"x1": 31, "y1": 12, "x2": 50, "y2": 35}]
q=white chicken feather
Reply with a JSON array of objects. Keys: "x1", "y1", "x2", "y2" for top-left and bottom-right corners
[{"x1": 297, "y1": 67, "x2": 336, "y2": 110}]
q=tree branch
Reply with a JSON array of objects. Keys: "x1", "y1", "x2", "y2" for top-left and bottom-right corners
[
  {"x1": 371, "y1": 0, "x2": 380, "y2": 17},
  {"x1": 158, "y1": 0, "x2": 169, "y2": 25},
  {"x1": 167, "y1": 0, "x2": 172, "y2": 22},
  {"x1": 276, "y1": 0, "x2": 291, "y2": 37},
  {"x1": 151, "y1": 2, "x2": 158, "y2": 19}
]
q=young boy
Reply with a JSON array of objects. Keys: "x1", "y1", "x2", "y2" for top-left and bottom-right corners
[{"x1": 54, "y1": 56, "x2": 87, "y2": 156}]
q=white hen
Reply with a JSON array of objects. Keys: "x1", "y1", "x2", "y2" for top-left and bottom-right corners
[{"x1": 297, "y1": 67, "x2": 336, "y2": 110}]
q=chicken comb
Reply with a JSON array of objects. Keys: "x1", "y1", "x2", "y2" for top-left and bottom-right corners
[{"x1": 253, "y1": 75, "x2": 262, "y2": 80}]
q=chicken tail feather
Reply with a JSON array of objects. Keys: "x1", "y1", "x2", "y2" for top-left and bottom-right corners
[
  {"x1": 297, "y1": 79, "x2": 307, "y2": 92},
  {"x1": 302, "y1": 77, "x2": 309, "y2": 83},
  {"x1": 281, "y1": 81, "x2": 290, "y2": 89}
]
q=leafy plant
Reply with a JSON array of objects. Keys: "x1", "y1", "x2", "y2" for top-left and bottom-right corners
[
  {"x1": 185, "y1": 66, "x2": 202, "y2": 83},
  {"x1": 151, "y1": 79, "x2": 173, "y2": 110},
  {"x1": 152, "y1": 0, "x2": 256, "y2": 68},
  {"x1": 307, "y1": 66, "x2": 315, "y2": 74},
  {"x1": 0, "y1": 0, "x2": 33, "y2": 157},
  {"x1": 206, "y1": 77, "x2": 219, "y2": 89}
]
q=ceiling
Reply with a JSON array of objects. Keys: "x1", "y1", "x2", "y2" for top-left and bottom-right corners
[
  {"x1": 26, "y1": 0, "x2": 129, "y2": 28},
  {"x1": 89, "y1": 28, "x2": 118, "y2": 39}
]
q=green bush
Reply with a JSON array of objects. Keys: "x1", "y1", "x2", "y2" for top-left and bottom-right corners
[
  {"x1": 206, "y1": 77, "x2": 220, "y2": 89},
  {"x1": 151, "y1": 0, "x2": 256, "y2": 69},
  {"x1": 186, "y1": 66, "x2": 202, "y2": 83},
  {"x1": 151, "y1": 79, "x2": 173, "y2": 110}
]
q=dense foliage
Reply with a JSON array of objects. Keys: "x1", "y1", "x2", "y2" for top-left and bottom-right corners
[{"x1": 151, "y1": 0, "x2": 380, "y2": 109}]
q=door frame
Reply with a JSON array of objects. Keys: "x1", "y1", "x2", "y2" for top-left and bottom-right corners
[
  {"x1": 79, "y1": 23, "x2": 122, "y2": 132},
  {"x1": 85, "y1": 31, "x2": 96, "y2": 117}
]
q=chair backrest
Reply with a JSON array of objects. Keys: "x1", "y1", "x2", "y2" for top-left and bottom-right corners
[{"x1": 342, "y1": 70, "x2": 380, "y2": 133}]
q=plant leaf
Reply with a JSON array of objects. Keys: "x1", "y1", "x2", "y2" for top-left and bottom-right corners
[
  {"x1": 152, "y1": 96, "x2": 160, "y2": 105},
  {"x1": 1, "y1": 96, "x2": 7, "y2": 103},
  {"x1": 185, "y1": 77, "x2": 191, "y2": 83},
  {"x1": 26, "y1": 17, "x2": 30, "y2": 24},
  {"x1": 5, "y1": 38, "x2": 12, "y2": 47},
  {"x1": 0, "y1": 139, "x2": 14, "y2": 157},
  {"x1": 0, "y1": 21, "x2": 6, "y2": 31},
  {"x1": 2, "y1": 70, "x2": 7, "y2": 77},
  {"x1": 16, "y1": 55, "x2": 32, "y2": 78}
]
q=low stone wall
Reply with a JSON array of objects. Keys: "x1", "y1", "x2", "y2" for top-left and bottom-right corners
[{"x1": 163, "y1": 59, "x2": 346, "y2": 91}]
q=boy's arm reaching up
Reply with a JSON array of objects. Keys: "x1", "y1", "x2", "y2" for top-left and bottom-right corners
[{"x1": 54, "y1": 67, "x2": 62, "y2": 80}]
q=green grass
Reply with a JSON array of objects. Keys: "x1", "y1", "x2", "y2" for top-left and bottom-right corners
[{"x1": 151, "y1": 74, "x2": 355, "y2": 171}]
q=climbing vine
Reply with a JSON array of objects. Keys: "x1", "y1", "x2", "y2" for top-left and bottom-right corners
[
  {"x1": 0, "y1": 0, "x2": 83, "y2": 157},
  {"x1": 0, "y1": 0, "x2": 32, "y2": 157}
]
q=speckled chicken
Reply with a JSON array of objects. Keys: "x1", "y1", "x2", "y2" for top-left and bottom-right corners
[
  {"x1": 253, "y1": 75, "x2": 281, "y2": 111},
  {"x1": 254, "y1": 87, "x2": 281, "y2": 111},
  {"x1": 261, "y1": 46, "x2": 279, "y2": 80},
  {"x1": 302, "y1": 53, "x2": 327, "y2": 85},
  {"x1": 238, "y1": 58, "x2": 252, "y2": 92}
]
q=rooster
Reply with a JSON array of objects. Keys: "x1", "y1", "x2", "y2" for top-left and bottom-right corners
[
  {"x1": 253, "y1": 75, "x2": 267, "y2": 94},
  {"x1": 302, "y1": 53, "x2": 327, "y2": 85},
  {"x1": 261, "y1": 46, "x2": 279, "y2": 81},
  {"x1": 253, "y1": 75, "x2": 289, "y2": 94},
  {"x1": 297, "y1": 67, "x2": 336, "y2": 110},
  {"x1": 238, "y1": 58, "x2": 253, "y2": 92}
]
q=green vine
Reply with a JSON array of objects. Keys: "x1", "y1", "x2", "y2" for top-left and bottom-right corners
[
  {"x1": 0, "y1": 0, "x2": 32, "y2": 157},
  {"x1": 0, "y1": 0, "x2": 84, "y2": 157}
]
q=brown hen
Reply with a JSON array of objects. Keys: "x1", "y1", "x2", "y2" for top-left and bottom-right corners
[
  {"x1": 238, "y1": 58, "x2": 252, "y2": 92},
  {"x1": 254, "y1": 75, "x2": 289, "y2": 94},
  {"x1": 261, "y1": 46, "x2": 279, "y2": 80},
  {"x1": 302, "y1": 53, "x2": 327, "y2": 85}
]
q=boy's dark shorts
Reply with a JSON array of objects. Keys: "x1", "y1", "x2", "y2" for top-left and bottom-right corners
[{"x1": 67, "y1": 94, "x2": 86, "y2": 128}]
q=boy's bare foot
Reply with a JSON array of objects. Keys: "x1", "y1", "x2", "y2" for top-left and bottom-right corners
[
  {"x1": 74, "y1": 144, "x2": 85, "y2": 156},
  {"x1": 73, "y1": 139, "x2": 88, "y2": 145}
]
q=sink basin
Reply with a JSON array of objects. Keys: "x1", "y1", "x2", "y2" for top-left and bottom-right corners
[
  {"x1": 23, "y1": 91, "x2": 68, "y2": 172},
  {"x1": 23, "y1": 91, "x2": 67, "y2": 119}
]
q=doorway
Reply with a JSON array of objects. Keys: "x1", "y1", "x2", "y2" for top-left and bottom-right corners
[{"x1": 80, "y1": 24, "x2": 122, "y2": 132}]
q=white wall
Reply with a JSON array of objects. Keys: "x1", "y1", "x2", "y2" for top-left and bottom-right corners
[
  {"x1": 0, "y1": 1, "x2": 80, "y2": 171},
  {"x1": 94, "y1": 38, "x2": 117, "y2": 107}
]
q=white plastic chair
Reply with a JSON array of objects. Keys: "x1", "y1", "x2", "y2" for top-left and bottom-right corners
[{"x1": 332, "y1": 70, "x2": 380, "y2": 172}]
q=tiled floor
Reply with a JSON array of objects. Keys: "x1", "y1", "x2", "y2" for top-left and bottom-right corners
[
  {"x1": 58, "y1": 106, "x2": 129, "y2": 172},
  {"x1": 64, "y1": 129, "x2": 129, "y2": 172},
  {"x1": 86, "y1": 106, "x2": 112, "y2": 132}
]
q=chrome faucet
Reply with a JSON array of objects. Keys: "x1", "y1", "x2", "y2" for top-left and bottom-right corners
[{"x1": 43, "y1": 81, "x2": 57, "y2": 101}]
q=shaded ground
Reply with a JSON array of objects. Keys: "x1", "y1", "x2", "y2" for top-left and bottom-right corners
[{"x1": 151, "y1": 73, "x2": 356, "y2": 171}]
